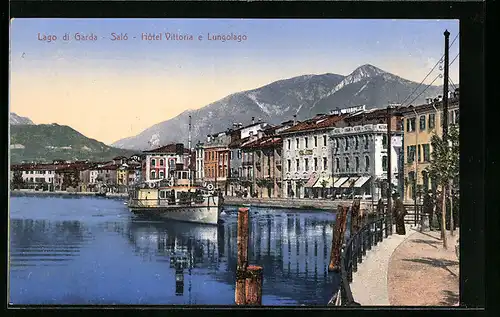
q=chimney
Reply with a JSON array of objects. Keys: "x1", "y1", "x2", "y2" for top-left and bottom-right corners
[
  {"x1": 238, "y1": 123, "x2": 243, "y2": 128},
  {"x1": 293, "y1": 114, "x2": 297, "y2": 125},
  {"x1": 454, "y1": 88, "x2": 460, "y2": 98},
  {"x1": 438, "y1": 95, "x2": 443, "y2": 102},
  {"x1": 258, "y1": 118, "x2": 262, "y2": 123},
  {"x1": 207, "y1": 135, "x2": 211, "y2": 142},
  {"x1": 233, "y1": 123, "x2": 238, "y2": 129},
  {"x1": 257, "y1": 130, "x2": 263, "y2": 139},
  {"x1": 251, "y1": 117, "x2": 255, "y2": 124}
]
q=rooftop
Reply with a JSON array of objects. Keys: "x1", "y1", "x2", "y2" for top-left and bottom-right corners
[{"x1": 279, "y1": 114, "x2": 345, "y2": 135}]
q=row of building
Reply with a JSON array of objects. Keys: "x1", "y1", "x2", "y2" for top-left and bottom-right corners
[
  {"x1": 192, "y1": 89, "x2": 459, "y2": 202},
  {"x1": 10, "y1": 89, "x2": 459, "y2": 202}
]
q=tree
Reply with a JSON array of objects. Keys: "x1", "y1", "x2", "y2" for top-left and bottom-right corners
[
  {"x1": 11, "y1": 170, "x2": 24, "y2": 190},
  {"x1": 426, "y1": 124, "x2": 459, "y2": 247},
  {"x1": 62, "y1": 172, "x2": 73, "y2": 191},
  {"x1": 72, "y1": 169, "x2": 81, "y2": 189}
]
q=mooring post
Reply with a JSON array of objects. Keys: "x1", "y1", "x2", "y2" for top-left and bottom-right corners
[
  {"x1": 235, "y1": 207, "x2": 250, "y2": 305},
  {"x1": 329, "y1": 205, "x2": 349, "y2": 272},
  {"x1": 245, "y1": 265, "x2": 263, "y2": 305}
]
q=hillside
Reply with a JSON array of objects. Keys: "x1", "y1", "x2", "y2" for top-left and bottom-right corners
[
  {"x1": 111, "y1": 64, "x2": 445, "y2": 151},
  {"x1": 10, "y1": 124, "x2": 136, "y2": 164}
]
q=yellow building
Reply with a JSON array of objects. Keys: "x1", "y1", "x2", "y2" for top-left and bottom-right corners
[
  {"x1": 399, "y1": 93, "x2": 459, "y2": 202},
  {"x1": 117, "y1": 166, "x2": 129, "y2": 186}
]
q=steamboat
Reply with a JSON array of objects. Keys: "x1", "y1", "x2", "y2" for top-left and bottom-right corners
[{"x1": 127, "y1": 115, "x2": 223, "y2": 225}]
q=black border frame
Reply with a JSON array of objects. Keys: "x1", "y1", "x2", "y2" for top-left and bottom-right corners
[{"x1": 4, "y1": 0, "x2": 487, "y2": 314}]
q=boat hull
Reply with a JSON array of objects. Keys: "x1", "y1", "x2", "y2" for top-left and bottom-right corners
[{"x1": 129, "y1": 205, "x2": 221, "y2": 225}]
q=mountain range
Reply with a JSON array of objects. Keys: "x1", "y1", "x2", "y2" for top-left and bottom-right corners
[
  {"x1": 111, "y1": 64, "x2": 448, "y2": 151},
  {"x1": 10, "y1": 124, "x2": 136, "y2": 164},
  {"x1": 10, "y1": 112, "x2": 34, "y2": 125}
]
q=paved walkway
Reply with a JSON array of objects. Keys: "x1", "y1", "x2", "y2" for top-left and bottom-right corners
[
  {"x1": 387, "y1": 229, "x2": 460, "y2": 306},
  {"x1": 350, "y1": 224, "x2": 415, "y2": 306}
]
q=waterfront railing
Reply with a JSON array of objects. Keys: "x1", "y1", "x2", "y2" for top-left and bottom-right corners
[{"x1": 334, "y1": 211, "x2": 392, "y2": 306}]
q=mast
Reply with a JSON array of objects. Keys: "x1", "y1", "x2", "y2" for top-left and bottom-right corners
[{"x1": 188, "y1": 115, "x2": 192, "y2": 186}]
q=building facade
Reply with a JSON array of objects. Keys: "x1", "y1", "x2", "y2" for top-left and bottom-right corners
[
  {"x1": 142, "y1": 143, "x2": 190, "y2": 183},
  {"x1": 280, "y1": 115, "x2": 344, "y2": 199},
  {"x1": 400, "y1": 92, "x2": 460, "y2": 202}
]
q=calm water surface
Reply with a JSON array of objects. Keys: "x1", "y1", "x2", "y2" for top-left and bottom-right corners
[{"x1": 9, "y1": 196, "x2": 339, "y2": 305}]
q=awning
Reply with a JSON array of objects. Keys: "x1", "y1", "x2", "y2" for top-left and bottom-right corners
[
  {"x1": 353, "y1": 176, "x2": 371, "y2": 188},
  {"x1": 305, "y1": 174, "x2": 319, "y2": 188},
  {"x1": 341, "y1": 177, "x2": 359, "y2": 188},
  {"x1": 313, "y1": 176, "x2": 336, "y2": 188},
  {"x1": 334, "y1": 177, "x2": 349, "y2": 188}
]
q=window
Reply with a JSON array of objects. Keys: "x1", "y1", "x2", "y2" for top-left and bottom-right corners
[
  {"x1": 364, "y1": 135, "x2": 369, "y2": 150},
  {"x1": 365, "y1": 156, "x2": 370, "y2": 172},
  {"x1": 323, "y1": 135, "x2": 327, "y2": 146},
  {"x1": 419, "y1": 115, "x2": 426, "y2": 131},
  {"x1": 382, "y1": 135, "x2": 387, "y2": 149},
  {"x1": 314, "y1": 158, "x2": 318, "y2": 171},
  {"x1": 151, "y1": 170, "x2": 156, "y2": 179},
  {"x1": 335, "y1": 158, "x2": 340, "y2": 172},
  {"x1": 355, "y1": 137, "x2": 359, "y2": 150},
  {"x1": 406, "y1": 118, "x2": 416, "y2": 132},
  {"x1": 418, "y1": 145, "x2": 422, "y2": 162},
  {"x1": 305, "y1": 158, "x2": 309, "y2": 171},
  {"x1": 151, "y1": 159, "x2": 156, "y2": 166},
  {"x1": 296, "y1": 159, "x2": 300, "y2": 171},
  {"x1": 296, "y1": 138, "x2": 300, "y2": 149},
  {"x1": 407, "y1": 145, "x2": 416, "y2": 163},
  {"x1": 288, "y1": 140, "x2": 291, "y2": 150},
  {"x1": 454, "y1": 109, "x2": 460, "y2": 125},
  {"x1": 287, "y1": 159, "x2": 291, "y2": 172},
  {"x1": 355, "y1": 157, "x2": 359, "y2": 171},
  {"x1": 334, "y1": 138, "x2": 339, "y2": 149},
  {"x1": 314, "y1": 136, "x2": 318, "y2": 147},
  {"x1": 323, "y1": 157, "x2": 327, "y2": 170},
  {"x1": 345, "y1": 157, "x2": 350, "y2": 171},
  {"x1": 238, "y1": 150, "x2": 242, "y2": 159},
  {"x1": 159, "y1": 170, "x2": 164, "y2": 179},
  {"x1": 205, "y1": 152, "x2": 208, "y2": 160},
  {"x1": 305, "y1": 137, "x2": 309, "y2": 148},
  {"x1": 382, "y1": 155, "x2": 388, "y2": 171},
  {"x1": 423, "y1": 144, "x2": 431, "y2": 162},
  {"x1": 428, "y1": 114, "x2": 436, "y2": 129},
  {"x1": 160, "y1": 191, "x2": 166, "y2": 199},
  {"x1": 345, "y1": 137, "x2": 349, "y2": 151},
  {"x1": 159, "y1": 159, "x2": 164, "y2": 166}
]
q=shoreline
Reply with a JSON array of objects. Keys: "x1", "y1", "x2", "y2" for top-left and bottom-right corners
[
  {"x1": 9, "y1": 190, "x2": 128, "y2": 199},
  {"x1": 223, "y1": 196, "x2": 373, "y2": 212},
  {"x1": 9, "y1": 191, "x2": 374, "y2": 212}
]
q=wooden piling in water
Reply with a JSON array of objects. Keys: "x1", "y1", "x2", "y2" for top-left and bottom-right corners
[
  {"x1": 245, "y1": 265, "x2": 263, "y2": 305},
  {"x1": 235, "y1": 207, "x2": 250, "y2": 305},
  {"x1": 329, "y1": 205, "x2": 349, "y2": 272}
]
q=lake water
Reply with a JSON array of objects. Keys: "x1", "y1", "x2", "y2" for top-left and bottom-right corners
[{"x1": 9, "y1": 196, "x2": 339, "y2": 306}]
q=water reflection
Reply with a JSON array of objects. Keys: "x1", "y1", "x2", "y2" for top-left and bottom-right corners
[
  {"x1": 124, "y1": 208, "x2": 339, "y2": 305},
  {"x1": 9, "y1": 219, "x2": 93, "y2": 269},
  {"x1": 9, "y1": 197, "x2": 339, "y2": 305}
]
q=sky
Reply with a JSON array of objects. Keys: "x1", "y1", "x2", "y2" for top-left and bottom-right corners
[{"x1": 10, "y1": 19, "x2": 459, "y2": 145}]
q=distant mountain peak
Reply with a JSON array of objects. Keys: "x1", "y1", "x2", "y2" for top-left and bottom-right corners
[
  {"x1": 10, "y1": 112, "x2": 34, "y2": 125},
  {"x1": 351, "y1": 64, "x2": 387, "y2": 77},
  {"x1": 324, "y1": 64, "x2": 389, "y2": 98}
]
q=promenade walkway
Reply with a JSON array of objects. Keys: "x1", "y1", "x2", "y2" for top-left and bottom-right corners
[
  {"x1": 387, "y1": 229, "x2": 460, "y2": 306},
  {"x1": 349, "y1": 224, "x2": 414, "y2": 306}
]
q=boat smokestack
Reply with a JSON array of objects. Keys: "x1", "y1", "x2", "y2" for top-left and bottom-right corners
[{"x1": 188, "y1": 115, "x2": 192, "y2": 186}]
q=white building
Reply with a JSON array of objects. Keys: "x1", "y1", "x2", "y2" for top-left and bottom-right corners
[
  {"x1": 280, "y1": 114, "x2": 343, "y2": 199},
  {"x1": 330, "y1": 123, "x2": 402, "y2": 199}
]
